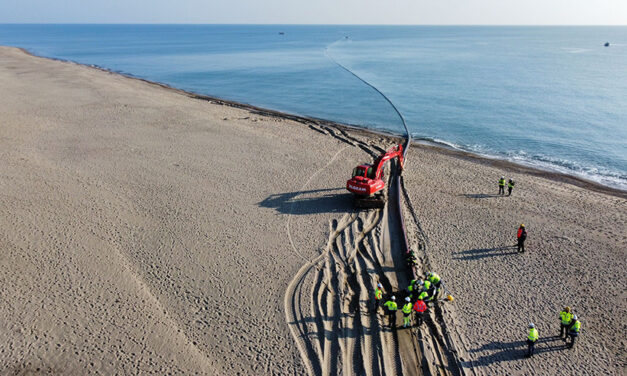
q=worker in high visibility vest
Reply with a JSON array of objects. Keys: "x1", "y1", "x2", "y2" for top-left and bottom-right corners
[
  {"x1": 498, "y1": 176, "x2": 506, "y2": 195},
  {"x1": 407, "y1": 279, "x2": 418, "y2": 293},
  {"x1": 526, "y1": 323, "x2": 539, "y2": 357},
  {"x1": 420, "y1": 278, "x2": 439, "y2": 302},
  {"x1": 402, "y1": 297, "x2": 412, "y2": 328},
  {"x1": 567, "y1": 315, "x2": 581, "y2": 348},
  {"x1": 408, "y1": 280, "x2": 423, "y2": 302},
  {"x1": 426, "y1": 272, "x2": 441, "y2": 300},
  {"x1": 426, "y1": 272, "x2": 441, "y2": 287},
  {"x1": 407, "y1": 251, "x2": 418, "y2": 268},
  {"x1": 417, "y1": 290, "x2": 431, "y2": 302},
  {"x1": 559, "y1": 307, "x2": 573, "y2": 340},
  {"x1": 508, "y1": 179, "x2": 515, "y2": 196},
  {"x1": 413, "y1": 299, "x2": 427, "y2": 326},
  {"x1": 383, "y1": 296, "x2": 398, "y2": 327},
  {"x1": 372, "y1": 283, "x2": 384, "y2": 313},
  {"x1": 422, "y1": 279, "x2": 431, "y2": 293}
]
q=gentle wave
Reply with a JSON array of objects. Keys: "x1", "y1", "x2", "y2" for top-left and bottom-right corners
[
  {"x1": 1, "y1": 25, "x2": 625, "y2": 192},
  {"x1": 413, "y1": 134, "x2": 627, "y2": 190},
  {"x1": 505, "y1": 152, "x2": 627, "y2": 190}
]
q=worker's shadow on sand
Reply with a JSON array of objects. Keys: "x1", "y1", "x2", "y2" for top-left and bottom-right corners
[
  {"x1": 461, "y1": 193, "x2": 502, "y2": 199},
  {"x1": 462, "y1": 336, "x2": 569, "y2": 367},
  {"x1": 289, "y1": 312, "x2": 381, "y2": 340},
  {"x1": 452, "y1": 246, "x2": 518, "y2": 261},
  {"x1": 365, "y1": 266, "x2": 396, "y2": 274},
  {"x1": 259, "y1": 188, "x2": 353, "y2": 215}
]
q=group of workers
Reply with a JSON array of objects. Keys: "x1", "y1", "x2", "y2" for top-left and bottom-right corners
[
  {"x1": 498, "y1": 176, "x2": 516, "y2": 196},
  {"x1": 373, "y1": 272, "x2": 442, "y2": 329},
  {"x1": 526, "y1": 306, "x2": 582, "y2": 357}
]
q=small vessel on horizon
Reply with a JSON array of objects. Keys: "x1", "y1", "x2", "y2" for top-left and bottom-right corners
[{"x1": 604, "y1": 42, "x2": 610, "y2": 47}]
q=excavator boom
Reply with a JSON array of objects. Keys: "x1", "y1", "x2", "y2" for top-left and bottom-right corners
[{"x1": 372, "y1": 145, "x2": 403, "y2": 180}]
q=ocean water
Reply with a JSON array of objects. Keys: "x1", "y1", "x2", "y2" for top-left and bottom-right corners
[{"x1": 1, "y1": 25, "x2": 625, "y2": 190}]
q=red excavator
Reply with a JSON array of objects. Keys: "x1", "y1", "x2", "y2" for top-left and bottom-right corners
[{"x1": 346, "y1": 144, "x2": 404, "y2": 208}]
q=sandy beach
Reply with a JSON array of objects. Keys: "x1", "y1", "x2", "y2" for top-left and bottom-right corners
[
  {"x1": 1, "y1": 46, "x2": 625, "y2": 375},
  {"x1": 401, "y1": 145, "x2": 626, "y2": 375}
]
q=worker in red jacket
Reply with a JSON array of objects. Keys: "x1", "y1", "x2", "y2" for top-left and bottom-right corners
[
  {"x1": 412, "y1": 299, "x2": 427, "y2": 326},
  {"x1": 517, "y1": 224, "x2": 527, "y2": 253}
]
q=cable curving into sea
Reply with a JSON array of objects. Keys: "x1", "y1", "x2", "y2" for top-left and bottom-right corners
[{"x1": 325, "y1": 39, "x2": 411, "y2": 155}]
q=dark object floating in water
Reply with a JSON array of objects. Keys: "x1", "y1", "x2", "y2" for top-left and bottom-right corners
[
  {"x1": 279, "y1": 32, "x2": 284, "y2": 35},
  {"x1": 604, "y1": 42, "x2": 610, "y2": 47}
]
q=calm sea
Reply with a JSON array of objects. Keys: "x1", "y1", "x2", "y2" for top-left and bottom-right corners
[{"x1": 1, "y1": 25, "x2": 625, "y2": 190}]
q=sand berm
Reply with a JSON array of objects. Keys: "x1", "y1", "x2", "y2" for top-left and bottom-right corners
[{"x1": 0, "y1": 46, "x2": 625, "y2": 375}]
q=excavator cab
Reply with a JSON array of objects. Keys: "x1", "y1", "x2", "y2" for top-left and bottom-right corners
[
  {"x1": 367, "y1": 166, "x2": 375, "y2": 179},
  {"x1": 352, "y1": 167, "x2": 364, "y2": 178},
  {"x1": 352, "y1": 165, "x2": 376, "y2": 179}
]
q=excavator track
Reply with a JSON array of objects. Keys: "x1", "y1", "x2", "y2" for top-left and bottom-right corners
[{"x1": 354, "y1": 194, "x2": 385, "y2": 209}]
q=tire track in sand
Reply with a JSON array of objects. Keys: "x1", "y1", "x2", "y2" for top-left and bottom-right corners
[
  {"x1": 285, "y1": 145, "x2": 404, "y2": 375},
  {"x1": 283, "y1": 145, "x2": 350, "y2": 375}
]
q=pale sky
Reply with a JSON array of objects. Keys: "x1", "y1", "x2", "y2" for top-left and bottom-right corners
[{"x1": 1, "y1": 0, "x2": 626, "y2": 25}]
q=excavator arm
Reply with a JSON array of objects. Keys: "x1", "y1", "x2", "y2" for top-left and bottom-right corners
[{"x1": 373, "y1": 144, "x2": 403, "y2": 180}]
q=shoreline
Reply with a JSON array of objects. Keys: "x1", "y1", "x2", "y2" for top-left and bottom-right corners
[
  {"x1": 13, "y1": 46, "x2": 626, "y2": 199},
  {"x1": 2, "y1": 44, "x2": 624, "y2": 375}
]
